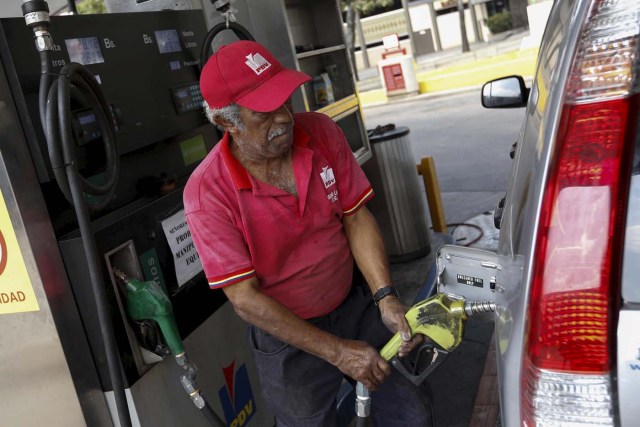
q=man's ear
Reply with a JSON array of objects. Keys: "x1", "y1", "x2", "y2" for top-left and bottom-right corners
[{"x1": 213, "y1": 116, "x2": 236, "y2": 133}]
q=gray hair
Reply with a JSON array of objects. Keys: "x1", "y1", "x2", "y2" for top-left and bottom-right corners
[{"x1": 203, "y1": 101, "x2": 244, "y2": 131}]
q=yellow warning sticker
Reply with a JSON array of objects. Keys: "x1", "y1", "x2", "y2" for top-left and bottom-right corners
[{"x1": 0, "y1": 191, "x2": 39, "y2": 314}]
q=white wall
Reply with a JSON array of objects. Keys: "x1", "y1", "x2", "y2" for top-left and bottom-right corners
[
  {"x1": 408, "y1": 3, "x2": 433, "y2": 31},
  {"x1": 520, "y1": 0, "x2": 553, "y2": 49},
  {"x1": 436, "y1": 6, "x2": 487, "y2": 50}
]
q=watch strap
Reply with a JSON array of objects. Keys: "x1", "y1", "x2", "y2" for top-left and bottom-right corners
[{"x1": 373, "y1": 286, "x2": 399, "y2": 305}]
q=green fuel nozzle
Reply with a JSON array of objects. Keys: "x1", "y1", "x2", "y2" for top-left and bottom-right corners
[
  {"x1": 113, "y1": 268, "x2": 184, "y2": 355},
  {"x1": 113, "y1": 269, "x2": 225, "y2": 425}
]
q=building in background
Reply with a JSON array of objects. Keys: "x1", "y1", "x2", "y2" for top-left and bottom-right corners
[{"x1": 350, "y1": 0, "x2": 492, "y2": 71}]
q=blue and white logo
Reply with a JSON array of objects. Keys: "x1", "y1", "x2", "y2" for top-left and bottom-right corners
[{"x1": 218, "y1": 362, "x2": 256, "y2": 427}]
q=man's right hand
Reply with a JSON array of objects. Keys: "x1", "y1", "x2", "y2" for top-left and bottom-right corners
[
  {"x1": 224, "y1": 279, "x2": 392, "y2": 390},
  {"x1": 333, "y1": 339, "x2": 391, "y2": 391}
]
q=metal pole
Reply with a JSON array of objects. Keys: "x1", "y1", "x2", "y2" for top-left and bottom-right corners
[
  {"x1": 345, "y1": 4, "x2": 359, "y2": 81},
  {"x1": 457, "y1": 0, "x2": 470, "y2": 53},
  {"x1": 400, "y1": 0, "x2": 417, "y2": 57},
  {"x1": 469, "y1": 0, "x2": 482, "y2": 42},
  {"x1": 427, "y1": 0, "x2": 442, "y2": 51},
  {"x1": 355, "y1": 9, "x2": 370, "y2": 69}
]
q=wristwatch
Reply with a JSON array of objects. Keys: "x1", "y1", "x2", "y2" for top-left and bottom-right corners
[{"x1": 373, "y1": 286, "x2": 399, "y2": 305}]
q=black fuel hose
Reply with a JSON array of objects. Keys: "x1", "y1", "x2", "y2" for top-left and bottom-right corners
[
  {"x1": 67, "y1": 0, "x2": 77, "y2": 14},
  {"x1": 199, "y1": 21, "x2": 255, "y2": 69},
  {"x1": 38, "y1": 52, "x2": 131, "y2": 427},
  {"x1": 200, "y1": 395, "x2": 225, "y2": 427},
  {"x1": 177, "y1": 354, "x2": 226, "y2": 426},
  {"x1": 40, "y1": 54, "x2": 119, "y2": 210}
]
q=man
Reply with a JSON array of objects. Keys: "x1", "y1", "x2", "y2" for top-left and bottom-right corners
[{"x1": 184, "y1": 40, "x2": 431, "y2": 426}]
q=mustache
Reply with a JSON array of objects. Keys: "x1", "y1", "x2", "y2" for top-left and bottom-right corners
[{"x1": 268, "y1": 125, "x2": 292, "y2": 141}]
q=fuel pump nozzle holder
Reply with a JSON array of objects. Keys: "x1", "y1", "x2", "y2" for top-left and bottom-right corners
[
  {"x1": 113, "y1": 269, "x2": 225, "y2": 427},
  {"x1": 113, "y1": 268, "x2": 184, "y2": 355}
]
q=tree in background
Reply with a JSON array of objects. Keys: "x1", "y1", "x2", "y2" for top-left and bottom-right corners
[
  {"x1": 342, "y1": 0, "x2": 394, "y2": 80},
  {"x1": 508, "y1": 0, "x2": 529, "y2": 29},
  {"x1": 76, "y1": 0, "x2": 106, "y2": 14}
]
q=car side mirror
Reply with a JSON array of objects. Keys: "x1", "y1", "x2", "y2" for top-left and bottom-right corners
[{"x1": 481, "y1": 75, "x2": 529, "y2": 108}]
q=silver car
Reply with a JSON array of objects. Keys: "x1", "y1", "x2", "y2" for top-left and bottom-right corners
[{"x1": 436, "y1": 0, "x2": 640, "y2": 425}]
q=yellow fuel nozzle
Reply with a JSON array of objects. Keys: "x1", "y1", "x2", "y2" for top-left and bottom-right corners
[{"x1": 380, "y1": 294, "x2": 495, "y2": 361}]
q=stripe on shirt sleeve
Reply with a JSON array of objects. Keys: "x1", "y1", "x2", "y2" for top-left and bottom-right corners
[
  {"x1": 343, "y1": 187, "x2": 374, "y2": 216},
  {"x1": 208, "y1": 266, "x2": 256, "y2": 288}
]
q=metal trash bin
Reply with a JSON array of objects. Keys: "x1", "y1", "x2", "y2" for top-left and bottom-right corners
[{"x1": 361, "y1": 125, "x2": 431, "y2": 262}]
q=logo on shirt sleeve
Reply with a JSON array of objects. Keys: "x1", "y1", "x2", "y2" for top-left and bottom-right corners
[{"x1": 320, "y1": 166, "x2": 336, "y2": 188}]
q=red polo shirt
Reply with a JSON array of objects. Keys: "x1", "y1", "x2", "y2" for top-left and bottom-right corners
[{"x1": 183, "y1": 112, "x2": 373, "y2": 319}]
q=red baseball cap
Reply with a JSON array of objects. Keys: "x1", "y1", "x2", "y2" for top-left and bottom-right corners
[{"x1": 200, "y1": 40, "x2": 311, "y2": 113}]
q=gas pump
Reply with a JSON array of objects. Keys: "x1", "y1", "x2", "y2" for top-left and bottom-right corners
[{"x1": 0, "y1": 2, "x2": 272, "y2": 426}]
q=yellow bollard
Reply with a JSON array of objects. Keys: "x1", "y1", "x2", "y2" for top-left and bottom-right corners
[{"x1": 417, "y1": 157, "x2": 447, "y2": 233}]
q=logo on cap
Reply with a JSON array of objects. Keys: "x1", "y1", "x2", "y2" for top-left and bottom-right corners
[{"x1": 245, "y1": 53, "x2": 271, "y2": 75}]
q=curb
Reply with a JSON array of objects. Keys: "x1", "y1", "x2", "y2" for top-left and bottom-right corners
[{"x1": 361, "y1": 84, "x2": 484, "y2": 109}]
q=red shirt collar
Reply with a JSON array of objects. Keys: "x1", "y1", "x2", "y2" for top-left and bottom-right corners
[{"x1": 221, "y1": 122, "x2": 311, "y2": 191}]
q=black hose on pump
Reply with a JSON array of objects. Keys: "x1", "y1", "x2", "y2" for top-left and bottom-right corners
[
  {"x1": 199, "y1": 21, "x2": 255, "y2": 69},
  {"x1": 66, "y1": 0, "x2": 77, "y2": 14},
  {"x1": 23, "y1": 1, "x2": 130, "y2": 426},
  {"x1": 41, "y1": 55, "x2": 119, "y2": 209}
]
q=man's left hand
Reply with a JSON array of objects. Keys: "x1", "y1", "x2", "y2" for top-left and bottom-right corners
[{"x1": 378, "y1": 297, "x2": 423, "y2": 357}]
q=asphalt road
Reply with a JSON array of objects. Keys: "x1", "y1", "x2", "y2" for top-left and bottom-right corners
[{"x1": 362, "y1": 90, "x2": 525, "y2": 225}]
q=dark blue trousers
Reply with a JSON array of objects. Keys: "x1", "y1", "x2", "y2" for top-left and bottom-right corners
[{"x1": 247, "y1": 282, "x2": 433, "y2": 426}]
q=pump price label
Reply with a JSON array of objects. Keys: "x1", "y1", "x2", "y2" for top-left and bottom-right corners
[{"x1": 0, "y1": 191, "x2": 39, "y2": 314}]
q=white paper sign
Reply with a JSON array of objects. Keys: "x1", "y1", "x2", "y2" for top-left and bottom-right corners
[
  {"x1": 382, "y1": 33, "x2": 400, "y2": 50},
  {"x1": 161, "y1": 209, "x2": 203, "y2": 287}
]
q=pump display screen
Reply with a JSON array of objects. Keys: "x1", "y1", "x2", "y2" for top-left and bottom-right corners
[
  {"x1": 65, "y1": 37, "x2": 105, "y2": 65},
  {"x1": 155, "y1": 29, "x2": 182, "y2": 54}
]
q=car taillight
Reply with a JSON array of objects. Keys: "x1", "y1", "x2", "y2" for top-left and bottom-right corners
[{"x1": 522, "y1": 0, "x2": 640, "y2": 425}]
